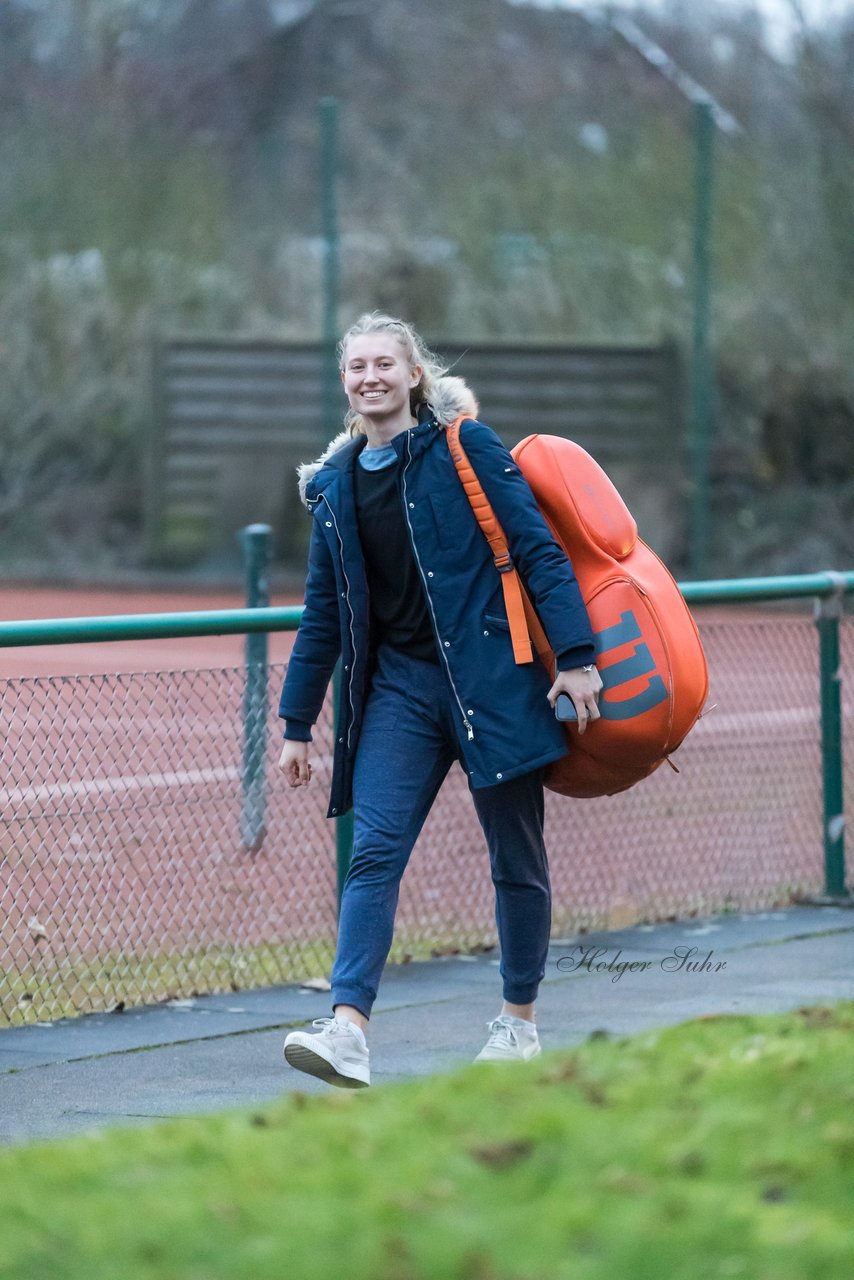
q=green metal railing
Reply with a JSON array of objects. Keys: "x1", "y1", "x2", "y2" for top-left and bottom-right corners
[
  {"x1": 0, "y1": 605, "x2": 304, "y2": 646},
  {"x1": 1, "y1": 563, "x2": 851, "y2": 904}
]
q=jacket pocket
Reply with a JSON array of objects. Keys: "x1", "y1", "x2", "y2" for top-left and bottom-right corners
[{"x1": 482, "y1": 609, "x2": 511, "y2": 634}]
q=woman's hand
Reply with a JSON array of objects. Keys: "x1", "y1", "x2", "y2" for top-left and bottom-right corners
[
  {"x1": 547, "y1": 666, "x2": 603, "y2": 735},
  {"x1": 279, "y1": 740, "x2": 313, "y2": 787}
]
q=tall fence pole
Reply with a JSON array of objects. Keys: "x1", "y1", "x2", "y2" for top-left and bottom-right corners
[
  {"x1": 239, "y1": 523, "x2": 272, "y2": 852},
  {"x1": 689, "y1": 99, "x2": 715, "y2": 580},
  {"x1": 319, "y1": 95, "x2": 340, "y2": 446},
  {"x1": 318, "y1": 95, "x2": 353, "y2": 901},
  {"x1": 815, "y1": 590, "x2": 849, "y2": 900}
]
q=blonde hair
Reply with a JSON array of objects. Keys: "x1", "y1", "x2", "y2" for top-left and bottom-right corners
[{"x1": 338, "y1": 312, "x2": 449, "y2": 437}]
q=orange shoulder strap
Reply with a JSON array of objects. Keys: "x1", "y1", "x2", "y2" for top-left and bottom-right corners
[{"x1": 446, "y1": 417, "x2": 550, "y2": 668}]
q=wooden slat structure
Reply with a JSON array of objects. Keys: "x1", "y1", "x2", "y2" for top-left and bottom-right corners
[{"x1": 147, "y1": 337, "x2": 681, "y2": 566}]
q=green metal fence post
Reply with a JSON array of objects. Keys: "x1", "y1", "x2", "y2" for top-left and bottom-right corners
[
  {"x1": 689, "y1": 99, "x2": 715, "y2": 580},
  {"x1": 239, "y1": 523, "x2": 272, "y2": 852},
  {"x1": 815, "y1": 588, "x2": 849, "y2": 900},
  {"x1": 319, "y1": 96, "x2": 341, "y2": 448},
  {"x1": 318, "y1": 95, "x2": 352, "y2": 903}
]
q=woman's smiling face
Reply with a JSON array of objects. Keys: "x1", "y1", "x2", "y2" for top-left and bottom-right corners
[{"x1": 341, "y1": 333, "x2": 422, "y2": 423}]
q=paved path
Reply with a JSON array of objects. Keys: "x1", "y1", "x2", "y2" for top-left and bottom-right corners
[{"x1": 1, "y1": 905, "x2": 851, "y2": 1146}]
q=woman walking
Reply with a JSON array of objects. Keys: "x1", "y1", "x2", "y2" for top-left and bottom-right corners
[{"x1": 279, "y1": 313, "x2": 601, "y2": 1087}]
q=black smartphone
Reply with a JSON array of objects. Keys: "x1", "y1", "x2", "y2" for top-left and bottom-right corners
[{"x1": 554, "y1": 693, "x2": 578, "y2": 722}]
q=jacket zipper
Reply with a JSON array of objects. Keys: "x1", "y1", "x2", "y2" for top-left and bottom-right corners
[
  {"x1": 402, "y1": 435, "x2": 475, "y2": 741},
  {"x1": 319, "y1": 494, "x2": 358, "y2": 751}
]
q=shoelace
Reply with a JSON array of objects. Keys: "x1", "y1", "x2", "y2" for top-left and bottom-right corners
[
  {"x1": 311, "y1": 1016, "x2": 350, "y2": 1034},
  {"x1": 484, "y1": 1017, "x2": 520, "y2": 1048},
  {"x1": 311, "y1": 1016, "x2": 364, "y2": 1044}
]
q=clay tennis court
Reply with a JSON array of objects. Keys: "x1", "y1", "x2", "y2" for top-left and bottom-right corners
[{"x1": 1, "y1": 586, "x2": 850, "y2": 1023}]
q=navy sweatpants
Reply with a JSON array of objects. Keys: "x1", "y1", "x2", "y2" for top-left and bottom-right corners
[{"x1": 330, "y1": 645, "x2": 552, "y2": 1019}]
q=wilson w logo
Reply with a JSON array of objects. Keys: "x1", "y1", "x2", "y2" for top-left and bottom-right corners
[{"x1": 595, "y1": 610, "x2": 668, "y2": 721}]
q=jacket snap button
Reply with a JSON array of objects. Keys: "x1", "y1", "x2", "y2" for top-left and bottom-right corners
[
  {"x1": 443, "y1": 641, "x2": 450, "y2": 648},
  {"x1": 496, "y1": 773, "x2": 503, "y2": 780},
  {"x1": 409, "y1": 502, "x2": 415, "y2": 508},
  {"x1": 467, "y1": 709, "x2": 474, "y2": 716},
  {"x1": 331, "y1": 807, "x2": 337, "y2": 815},
  {"x1": 483, "y1": 629, "x2": 489, "y2": 636},
  {"x1": 325, "y1": 520, "x2": 332, "y2": 527},
  {"x1": 427, "y1": 571, "x2": 434, "y2": 578},
  {"x1": 338, "y1": 737, "x2": 344, "y2": 744}
]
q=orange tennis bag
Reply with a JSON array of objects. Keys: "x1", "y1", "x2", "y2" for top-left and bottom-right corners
[{"x1": 447, "y1": 423, "x2": 709, "y2": 798}]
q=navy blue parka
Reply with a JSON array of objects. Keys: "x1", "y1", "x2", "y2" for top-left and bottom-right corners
[{"x1": 278, "y1": 410, "x2": 596, "y2": 818}]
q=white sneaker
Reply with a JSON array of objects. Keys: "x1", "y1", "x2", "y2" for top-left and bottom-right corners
[
  {"x1": 475, "y1": 1014, "x2": 541, "y2": 1063},
  {"x1": 283, "y1": 1015, "x2": 371, "y2": 1088}
]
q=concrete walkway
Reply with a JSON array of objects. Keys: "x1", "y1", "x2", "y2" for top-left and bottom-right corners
[{"x1": 1, "y1": 904, "x2": 851, "y2": 1146}]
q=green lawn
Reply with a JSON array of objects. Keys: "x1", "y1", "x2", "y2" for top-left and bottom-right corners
[{"x1": 1, "y1": 1003, "x2": 852, "y2": 1280}]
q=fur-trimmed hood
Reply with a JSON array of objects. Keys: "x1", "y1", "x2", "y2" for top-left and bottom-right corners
[{"x1": 297, "y1": 375, "x2": 479, "y2": 506}]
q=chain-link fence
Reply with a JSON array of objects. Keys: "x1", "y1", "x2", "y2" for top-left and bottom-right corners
[{"x1": 1, "y1": 612, "x2": 851, "y2": 1026}]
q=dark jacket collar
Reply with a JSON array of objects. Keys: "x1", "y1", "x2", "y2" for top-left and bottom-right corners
[{"x1": 307, "y1": 410, "x2": 441, "y2": 500}]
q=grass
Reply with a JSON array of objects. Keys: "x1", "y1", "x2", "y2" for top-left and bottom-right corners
[
  {"x1": 0, "y1": 938, "x2": 337, "y2": 1027},
  {"x1": 1, "y1": 1002, "x2": 853, "y2": 1279},
  {"x1": 1, "y1": 927, "x2": 493, "y2": 1026}
]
